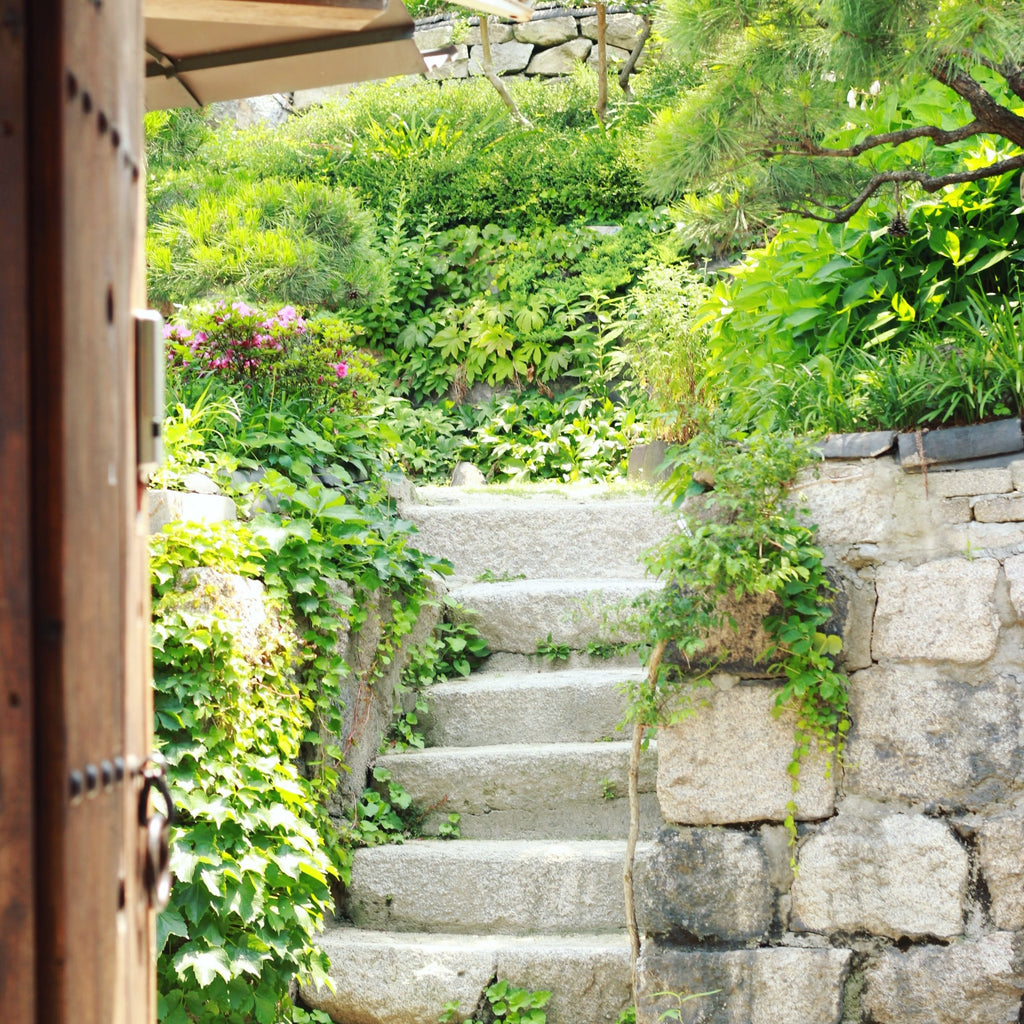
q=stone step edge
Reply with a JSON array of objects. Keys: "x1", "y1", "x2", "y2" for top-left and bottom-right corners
[
  {"x1": 317, "y1": 925, "x2": 633, "y2": 948},
  {"x1": 378, "y1": 738, "x2": 653, "y2": 759}
]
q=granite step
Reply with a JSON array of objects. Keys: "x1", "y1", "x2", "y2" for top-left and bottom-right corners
[{"x1": 376, "y1": 740, "x2": 658, "y2": 840}]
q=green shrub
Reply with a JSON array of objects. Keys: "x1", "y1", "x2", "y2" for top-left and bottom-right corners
[
  {"x1": 700, "y1": 157, "x2": 1024, "y2": 432},
  {"x1": 147, "y1": 178, "x2": 384, "y2": 310},
  {"x1": 625, "y1": 263, "x2": 713, "y2": 441},
  {"x1": 165, "y1": 301, "x2": 377, "y2": 419}
]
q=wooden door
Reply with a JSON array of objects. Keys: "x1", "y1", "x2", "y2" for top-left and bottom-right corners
[{"x1": 0, "y1": 0, "x2": 155, "y2": 1021}]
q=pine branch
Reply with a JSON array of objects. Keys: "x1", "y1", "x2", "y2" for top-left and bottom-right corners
[
  {"x1": 769, "y1": 119, "x2": 987, "y2": 160},
  {"x1": 783, "y1": 151, "x2": 1024, "y2": 223},
  {"x1": 930, "y1": 59, "x2": 1024, "y2": 147}
]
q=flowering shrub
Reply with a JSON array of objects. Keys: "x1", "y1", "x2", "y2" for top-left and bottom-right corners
[{"x1": 166, "y1": 301, "x2": 377, "y2": 418}]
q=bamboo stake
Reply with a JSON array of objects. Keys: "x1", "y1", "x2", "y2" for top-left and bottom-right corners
[{"x1": 624, "y1": 636, "x2": 667, "y2": 1014}]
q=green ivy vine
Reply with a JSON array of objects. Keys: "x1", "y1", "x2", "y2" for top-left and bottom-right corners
[
  {"x1": 631, "y1": 424, "x2": 850, "y2": 821},
  {"x1": 622, "y1": 422, "x2": 850, "y2": 1014}
]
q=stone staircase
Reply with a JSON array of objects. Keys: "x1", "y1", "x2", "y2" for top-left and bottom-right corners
[{"x1": 303, "y1": 484, "x2": 676, "y2": 1024}]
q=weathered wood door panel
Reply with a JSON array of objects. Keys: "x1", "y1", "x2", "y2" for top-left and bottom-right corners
[
  {"x1": 0, "y1": 1, "x2": 37, "y2": 1020},
  {"x1": 25, "y1": 1, "x2": 154, "y2": 1022}
]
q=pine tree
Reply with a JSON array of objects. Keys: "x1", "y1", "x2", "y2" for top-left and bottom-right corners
[{"x1": 646, "y1": 0, "x2": 1024, "y2": 248}]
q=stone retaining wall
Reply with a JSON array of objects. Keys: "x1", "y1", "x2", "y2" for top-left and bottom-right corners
[
  {"x1": 412, "y1": 4, "x2": 647, "y2": 83},
  {"x1": 218, "y1": 5, "x2": 649, "y2": 124},
  {"x1": 637, "y1": 438, "x2": 1024, "y2": 1024}
]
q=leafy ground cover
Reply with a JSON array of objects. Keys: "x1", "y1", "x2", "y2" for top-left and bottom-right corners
[{"x1": 147, "y1": 21, "x2": 1024, "y2": 1020}]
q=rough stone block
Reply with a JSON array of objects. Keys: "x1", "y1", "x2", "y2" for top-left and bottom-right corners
[
  {"x1": 656, "y1": 684, "x2": 835, "y2": 825},
  {"x1": 427, "y1": 46, "x2": 470, "y2": 79},
  {"x1": 941, "y1": 496, "x2": 973, "y2": 524},
  {"x1": 1012, "y1": 459, "x2": 1024, "y2": 491},
  {"x1": 844, "y1": 668, "x2": 1024, "y2": 809},
  {"x1": 636, "y1": 945, "x2": 851, "y2": 1024},
  {"x1": 175, "y1": 569, "x2": 268, "y2": 656},
  {"x1": 586, "y1": 43, "x2": 634, "y2": 67},
  {"x1": 1003, "y1": 554, "x2": 1024, "y2": 619},
  {"x1": 861, "y1": 932, "x2": 1024, "y2": 1024},
  {"x1": 947, "y1": 521, "x2": 1024, "y2": 558},
  {"x1": 148, "y1": 488, "x2": 236, "y2": 533},
  {"x1": 468, "y1": 40, "x2": 533, "y2": 75},
  {"x1": 976, "y1": 815, "x2": 1024, "y2": 930},
  {"x1": 795, "y1": 460, "x2": 896, "y2": 547},
  {"x1": 927, "y1": 467, "x2": 1013, "y2": 497},
  {"x1": 871, "y1": 557, "x2": 1000, "y2": 664},
  {"x1": 464, "y1": 18, "x2": 514, "y2": 45},
  {"x1": 836, "y1": 574, "x2": 874, "y2": 671},
  {"x1": 513, "y1": 15, "x2": 578, "y2": 45},
  {"x1": 973, "y1": 493, "x2": 1024, "y2": 522},
  {"x1": 790, "y1": 811, "x2": 968, "y2": 939},
  {"x1": 636, "y1": 827, "x2": 774, "y2": 942},
  {"x1": 414, "y1": 23, "x2": 455, "y2": 49},
  {"x1": 580, "y1": 12, "x2": 647, "y2": 50},
  {"x1": 525, "y1": 37, "x2": 592, "y2": 75}
]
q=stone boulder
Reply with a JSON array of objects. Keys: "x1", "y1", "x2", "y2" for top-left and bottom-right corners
[
  {"x1": 513, "y1": 15, "x2": 578, "y2": 46},
  {"x1": 657, "y1": 682, "x2": 835, "y2": 825},
  {"x1": 790, "y1": 809, "x2": 968, "y2": 939},
  {"x1": 526, "y1": 37, "x2": 592, "y2": 76},
  {"x1": 636, "y1": 827, "x2": 774, "y2": 942},
  {"x1": 861, "y1": 932, "x2": 1024, "y2": 1024},
  {"x1": 468, "y1": 40, "x2": 533, "y2": 75},
  {"x1": 637, "y1": 944, "x2": 851, "y2": 1024}
]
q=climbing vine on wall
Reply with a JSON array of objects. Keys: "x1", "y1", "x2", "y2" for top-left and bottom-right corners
[{"x1": 622, "y1": 421, "x2": 850, "y2": 1011}]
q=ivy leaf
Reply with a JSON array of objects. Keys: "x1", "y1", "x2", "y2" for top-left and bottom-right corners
[
  {"x1": 156, "y1": 904, "x2": 190, "y2": 955},
  {"x1": 175, "y1": 946, "x2": 232, "y2": 988}
]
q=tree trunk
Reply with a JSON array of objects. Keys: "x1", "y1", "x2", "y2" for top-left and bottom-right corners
[
  {"x1": 618, "y1": 14, "x2": 651, "y2": 99},
  {"x1": 596, "y1": 1, "x2": 608, "y2": 122},
  {"x1": 479, "y1": 18, "x2": 532, "y2": 129}
]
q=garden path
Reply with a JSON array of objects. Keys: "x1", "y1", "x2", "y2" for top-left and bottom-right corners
[{"x1": 303, "y1": 482, "x2": 676, "y2": 1024}]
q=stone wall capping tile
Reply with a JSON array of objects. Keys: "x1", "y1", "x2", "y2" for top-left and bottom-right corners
[
  {"x1": 898, "y1": 418, "x2": 1024, "y2": 471},
  {"x1": 818, "y1": 430, "x2": 896, "y2": 460}
]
